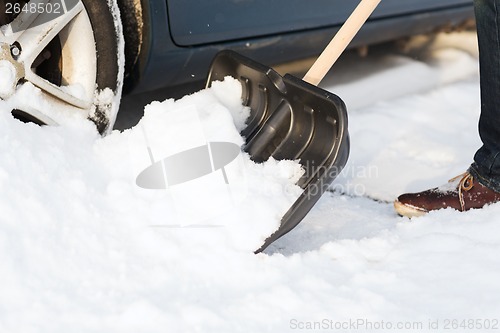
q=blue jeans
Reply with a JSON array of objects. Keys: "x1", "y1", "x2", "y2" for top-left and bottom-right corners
[{"x1": 469, "y1": 0, "x2": 500, "y2": 192}]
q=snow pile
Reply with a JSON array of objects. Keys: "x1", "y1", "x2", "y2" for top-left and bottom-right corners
[
  {"x1": 2, "y1": 31, "x2": 500, "y2": 332},
  {"x1": 0, "y1": 77, "x2": 303, "y2": 332}
]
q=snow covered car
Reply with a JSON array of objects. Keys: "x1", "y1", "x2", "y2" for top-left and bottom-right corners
[{"x1": 0, "y1": 0, "x2": 474, "y2": 133}]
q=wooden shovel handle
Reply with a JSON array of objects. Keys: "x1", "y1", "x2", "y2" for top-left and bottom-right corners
[{"x1": 303, "y1": 0, "x2": 382, "y2": 86}]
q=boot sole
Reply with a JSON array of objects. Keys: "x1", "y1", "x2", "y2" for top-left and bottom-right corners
[{"x1": 394, "y1": 200, "x2": 427, "y2": 218}]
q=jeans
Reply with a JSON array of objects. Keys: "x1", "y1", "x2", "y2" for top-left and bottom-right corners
[{"x1": 469, "y1": 0, "x2": 500, "y2": 192}]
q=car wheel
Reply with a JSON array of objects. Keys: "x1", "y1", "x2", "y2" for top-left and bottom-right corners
[{"x1": 0, "y1": 0, "x2": 124, "y2": 134}]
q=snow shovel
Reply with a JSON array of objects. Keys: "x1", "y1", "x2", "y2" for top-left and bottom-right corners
[{"x1": 206, "y1": 0, "x2": 381, "y2": 253}]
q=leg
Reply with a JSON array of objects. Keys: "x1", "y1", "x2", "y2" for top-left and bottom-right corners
[
  {"x1": 394, "y1": 0, "x2": 500, "y2": 217},
  {"x1": 470, "y1": 0, "x2": 500, "y2": 192}
]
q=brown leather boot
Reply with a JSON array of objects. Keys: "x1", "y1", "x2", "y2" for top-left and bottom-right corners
[{"x1": 394, "y1": 172, "x2": 500, "y2": 217}]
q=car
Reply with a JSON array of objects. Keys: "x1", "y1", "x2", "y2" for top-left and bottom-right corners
[{"x1": 0, "y1": 0, "x2": 474, "y2": 133}]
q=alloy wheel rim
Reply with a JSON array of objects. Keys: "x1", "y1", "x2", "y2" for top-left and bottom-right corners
[{"x1": 0, "y1": 0, "x2": 97, "y2": 126}]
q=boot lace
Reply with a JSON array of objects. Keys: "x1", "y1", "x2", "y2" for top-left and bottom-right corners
[{"x1": 450, "y1": 172, "x2": 474, "y2": 211}]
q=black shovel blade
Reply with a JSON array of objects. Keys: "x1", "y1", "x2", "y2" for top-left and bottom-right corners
[{"x1": 206, "y1": 50, "x2": 350, "y2": 253}]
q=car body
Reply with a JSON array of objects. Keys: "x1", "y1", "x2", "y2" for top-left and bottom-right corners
[{"x1": 124, "y1": 0, "x2": 474, "y2": 94}]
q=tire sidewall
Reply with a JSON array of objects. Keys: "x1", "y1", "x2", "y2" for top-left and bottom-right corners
[{"x1": 81, "y1": 0, "x2": 123, "y2": 134}]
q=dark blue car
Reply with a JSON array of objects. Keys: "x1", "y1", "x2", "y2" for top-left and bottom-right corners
[{"x1": 0, "y1": 0, "x2": 474, "y2": 133}]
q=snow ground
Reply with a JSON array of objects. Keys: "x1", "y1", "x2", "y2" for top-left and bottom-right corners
[{"x1": 2, "y1": 31, "x2": 500, "y2": 332}]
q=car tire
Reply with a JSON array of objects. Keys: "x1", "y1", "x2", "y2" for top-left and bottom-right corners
[{"x1": 0, "y1": 0, "x2": 124, "y2": 134}]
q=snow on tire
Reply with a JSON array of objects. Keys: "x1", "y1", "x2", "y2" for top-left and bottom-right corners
[{"x1": 0, "y1": 0, "x2": 125, "y2": 135}]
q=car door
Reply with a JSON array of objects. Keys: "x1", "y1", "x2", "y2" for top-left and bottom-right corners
[{"x1": 166, "y1": 0, "x2": 472, "y2": 46}]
